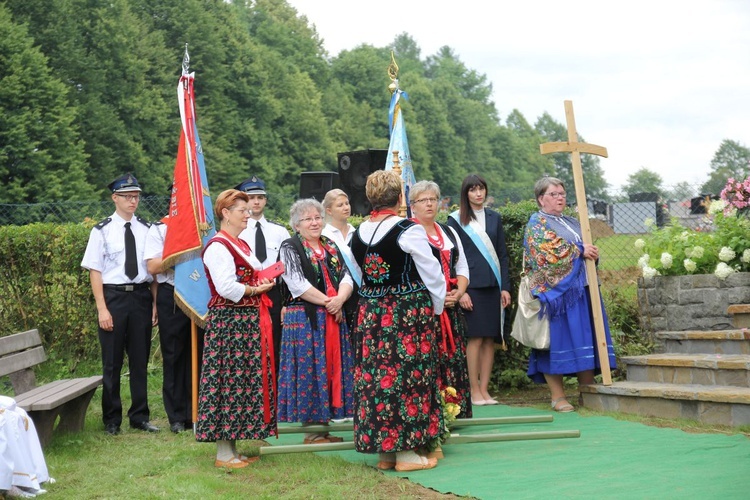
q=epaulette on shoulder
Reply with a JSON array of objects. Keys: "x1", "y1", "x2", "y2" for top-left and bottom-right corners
[
  {"x1": 135, "y1": 216, "x2": 152, "y2": 227},
  {"x1": 95, "y1": 217, "x2": 112, "y2": 230},
  {"x1": 152, "y1": 220, "x2": 164, "y2": 226}
]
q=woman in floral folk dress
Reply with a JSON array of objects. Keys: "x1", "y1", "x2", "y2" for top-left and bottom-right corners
[
  {"x1": 277, "y1": 199, "x2": 355, "y2": 444},
  {"x1": 409, "y1": 180, "x2": 473, "y2": 419},
  {"x1": 351, "y1": 170, "x2": 446, "y2": 472},
  {"x1": 197, "y1": 189, "x2": 276, "y2": 469}
]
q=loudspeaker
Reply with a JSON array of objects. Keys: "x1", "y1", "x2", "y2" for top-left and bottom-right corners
[
  {"x1": 299, "y1": 172, "x2": 339, "y2": 201},
  {"x1": 337, "y1": 149, "x2": 387, "y2": 215}
]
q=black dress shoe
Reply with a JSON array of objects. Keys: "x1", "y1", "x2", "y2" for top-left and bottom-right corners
[
  {"x1": 170, "y1": 422, "x2": 186, "y2": 434},
  {"x1": 130, "y1": 421, "x2": 160, "y2": 433},
  {"x1": 105, "y1": 424, "x2": 121, "y2": 435}
]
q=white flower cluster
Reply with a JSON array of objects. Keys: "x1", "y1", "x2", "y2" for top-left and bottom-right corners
[
  {"x1": 718, "y1": 246, "x2": 736, "y2": 262},
  {"x1": 660, "y1": 252, "x2": 673, "y2": 269},
  {"x1": 714, "y1": 262, "x2": 736, "y2": 280},
  {"x1": 637, "y1": 254, "x2": 650, "y2": 268},
  {"x1": 687, "y1": 246, "x2": 704, "y2": 259},
  {"x1": 678, "y1": 231, "x2": 691, "y2": 243},
  {"x1": 634, "y1": 238, "x2": 646, "y2": 251},
  {"x1": 742, "y1": 249, "x2": 750, "y2": 264},
  {"x1": 642, "y1": 266, "x2": 659, "y2": 278},
  {"x1": 683, "y1": 259, "x2": 697, "y2": 273},
  {"x1": 707, "y1": 199, "x2": 727, "y2": 215}
]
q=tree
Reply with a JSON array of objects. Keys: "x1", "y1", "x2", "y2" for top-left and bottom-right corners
[
  {"x1": 623, "y1": 168, "x2": 665, "y2": 198},
  {"x1": 701, "y1": 139, "x2": 750, "y2": 195},
  {"x1": 0, "y1": 4, "x2": 92, "y2": 202}
]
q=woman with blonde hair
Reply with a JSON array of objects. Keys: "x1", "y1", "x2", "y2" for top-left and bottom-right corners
[
  {"x1": 322, "y1": 189, "x2": 362, "y2": 341},
  {"x1": 351, "y1": 170, "x2": 445, "y2": 472}
]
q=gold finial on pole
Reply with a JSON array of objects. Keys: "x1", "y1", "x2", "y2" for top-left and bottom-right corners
[
  {"x1": 391, "y1": 150, "x2": 407, "y2": 217},
  {"x1": 388, "y1": 51, "x2": 399, "y2": 93}
]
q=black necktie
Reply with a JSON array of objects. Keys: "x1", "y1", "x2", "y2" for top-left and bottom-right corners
[
  {"x1": 255, "y1": 221, "x2": 267, "y2": 262},
  {"x1": 124, "y1": 222, "x2": 138, "y2": 280}
]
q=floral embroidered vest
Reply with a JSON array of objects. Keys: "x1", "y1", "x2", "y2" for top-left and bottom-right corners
[
  {"x1": 203, "y1": 236, "x2": 262, "y2": 308},
  {"x1": 352, "y1": 219, "x2": 427, "y2": 298}
]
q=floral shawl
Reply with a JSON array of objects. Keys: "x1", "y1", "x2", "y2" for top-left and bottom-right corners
[
  {"x1": 279, "y1": 233, "x2": 347, "y2": 330},
  {"x1": 522, "y1": 211, "x2": 588, "y2": 319}
]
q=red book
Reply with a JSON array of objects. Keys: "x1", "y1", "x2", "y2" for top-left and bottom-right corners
[{"x1": 257, "y1": 261, "x2": 285, "y2": 281}]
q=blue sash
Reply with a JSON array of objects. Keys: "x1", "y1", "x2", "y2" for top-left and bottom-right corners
[
  {"x1": 339, "y1": 247, "x2": 362, "y2": 288},
  {"x1": 450, "y1": 210, "x2": 502, "y2": 288}
]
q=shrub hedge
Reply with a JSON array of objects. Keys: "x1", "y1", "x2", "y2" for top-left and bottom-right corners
[{"x1": 0, "y1": 201, "x2": 640, "y2": 384}]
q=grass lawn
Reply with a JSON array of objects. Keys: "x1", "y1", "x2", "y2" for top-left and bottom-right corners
[
  {"x1": 12, "y1": 360, "x2": 749, "y2": 498},
  {"x1": 27, "y1": 370, "x2": 463, "y2": 499}
]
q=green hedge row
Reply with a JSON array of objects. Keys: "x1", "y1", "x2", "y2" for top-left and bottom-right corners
[{"x1": 0, "y1": 203, "x2": 540, "y2": 374}]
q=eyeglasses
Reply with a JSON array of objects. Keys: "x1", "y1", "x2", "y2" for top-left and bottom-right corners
[
  {"x1": 231, "y1": 207, "x2": 253, "y2": 215},
  {"x1": 545, "y1": 192, "x2": 566, "y2": 199},
  {"x1": 116, "y1": 194, "x2": 140, "y2": 202},
  {"x1": 413, "y1": 197, "x2": 438, "y2": 205},
  {"x1": 299, "y1": 216, "x2": 323, "y2": 224}
]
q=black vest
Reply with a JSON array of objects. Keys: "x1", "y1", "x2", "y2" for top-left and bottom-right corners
[{"x1": 352, "y1": 219, "x2": 427, "y2": 298}]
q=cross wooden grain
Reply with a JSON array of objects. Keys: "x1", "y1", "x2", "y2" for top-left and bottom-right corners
[{"x1": 539, "y1": 100, "x2": 612, "y2": 385}]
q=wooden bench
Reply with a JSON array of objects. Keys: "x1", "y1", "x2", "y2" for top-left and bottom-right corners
[{"x1": 0, "y1": 329, "x2": 102, "y2": 448}]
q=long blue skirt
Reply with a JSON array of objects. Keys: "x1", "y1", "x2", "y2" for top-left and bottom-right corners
[
  {"x1": 527, "y1": 290, "x2": 616, "y2": 383},
  {"x1": 277, "y1": 305, "x2": 354, "y2": 423}
]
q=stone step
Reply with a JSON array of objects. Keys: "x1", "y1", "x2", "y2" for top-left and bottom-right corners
[
  {"x1": 580, "y1": 381, "x2": 750, "y2": 426},
  {"x1": 655, "y1": 329, "x2": 750, "y2": 355},
  {"x1": 623, "y1": 354, "x2": 750, "y2": 388}
]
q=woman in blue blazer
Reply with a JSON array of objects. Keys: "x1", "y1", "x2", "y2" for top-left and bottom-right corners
[{"x1": 447, "y1": 174, "x2": 511, "y2": 405}]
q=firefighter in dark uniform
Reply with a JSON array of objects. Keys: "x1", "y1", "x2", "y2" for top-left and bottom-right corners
[
  {"x1": 144, "y1": 212, "x2": 197, "y2": 434},
  {"x1": 81, "y1": 173, "x2": 160, "y2": 435},
  {"x1": 236, "y1": 175, "x2": 291, "y2": 373}
]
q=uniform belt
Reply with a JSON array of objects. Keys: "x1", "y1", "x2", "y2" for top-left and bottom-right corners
[{"x1": 104, "y1": 283, "x2": 150, "y2": 292}]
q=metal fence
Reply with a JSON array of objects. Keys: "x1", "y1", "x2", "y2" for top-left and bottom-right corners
[{"x1": 0, "y1": 184, "x2": 712, "y2": 295}]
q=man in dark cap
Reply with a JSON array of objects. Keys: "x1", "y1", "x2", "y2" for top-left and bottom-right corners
[
  {"x1": 235, "y1": 175, "x2": 290, "y2": 371},
  {"x1": 81, "y1": 173, "x2": 160, "y2": 435}
]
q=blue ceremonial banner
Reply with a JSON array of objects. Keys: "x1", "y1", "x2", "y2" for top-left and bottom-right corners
[{"x1": 385, "y1": 83, "x2": 416, "y2": 215}]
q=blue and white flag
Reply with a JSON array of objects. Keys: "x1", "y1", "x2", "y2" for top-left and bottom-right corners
[{"x1": 385, "y1": 82, "x2": 416, "y2": 215}]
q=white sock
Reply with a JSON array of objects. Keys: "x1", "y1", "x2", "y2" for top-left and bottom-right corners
[
  {"x1": 396, "y1": 450, "x2": 427, "y2": 465},
  {"x1": 216, "y1": 440, "x2": 235, "y2": 461}
]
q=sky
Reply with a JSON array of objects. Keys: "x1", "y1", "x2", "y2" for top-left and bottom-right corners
[{"x1": 285, "y1": 0, "x2": 750, "y2": 194}]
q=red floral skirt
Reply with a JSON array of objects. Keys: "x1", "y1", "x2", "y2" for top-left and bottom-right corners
[{"x1": 353, "y1": 290, "x2": 443, "y2": 454}]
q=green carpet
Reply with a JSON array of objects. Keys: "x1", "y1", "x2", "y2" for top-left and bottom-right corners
[{"x1": 279, "y1": 404, "x2": 750, "y2": 499}]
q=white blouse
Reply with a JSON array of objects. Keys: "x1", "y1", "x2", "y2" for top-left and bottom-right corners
[
  {"x1": 203, "y1": 237, "x2": 263, "y2": 303},
  {"x1": 280, "y1": 243, "x2": 354, "y2": 299}
]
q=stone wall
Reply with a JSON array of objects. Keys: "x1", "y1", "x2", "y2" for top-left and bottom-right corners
[{"x1": 637, "y1": 272, "x2": 750, "y2": 332}]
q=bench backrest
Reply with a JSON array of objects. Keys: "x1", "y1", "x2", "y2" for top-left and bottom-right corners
[{"x1": 0, "y1": 329, "x2": 46, "y2": 387}]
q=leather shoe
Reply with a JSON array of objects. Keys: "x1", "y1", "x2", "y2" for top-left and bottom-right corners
[
  {"x1": 105, "y1": 424, "x2": 121, "y2": 435},
  {"x1": 170, "y1": 422, "x2": 186, "y2": 434},
  {"x1": 131, "y1": 421, "x2": 160, "y2": 433}
]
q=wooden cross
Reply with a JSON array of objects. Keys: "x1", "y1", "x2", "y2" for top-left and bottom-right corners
[{"x1": 539, "y1": 100, "x2": 612, "y2": 385}]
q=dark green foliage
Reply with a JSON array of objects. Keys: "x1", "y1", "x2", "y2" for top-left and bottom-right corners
[
  {"x1": 0, "y1": 223, "x2": 99, "y2": 367},
  {"x1": 0, "y1": 3, "x2": 92, "y2": 203}
]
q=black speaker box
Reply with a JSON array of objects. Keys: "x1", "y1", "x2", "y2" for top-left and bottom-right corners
[
  {"x1": 337, "y1": 149, "x2": 387, "y2": 215},
  {"x1": 299, "y1": 172, "x2": 339, "y2": 201}
]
